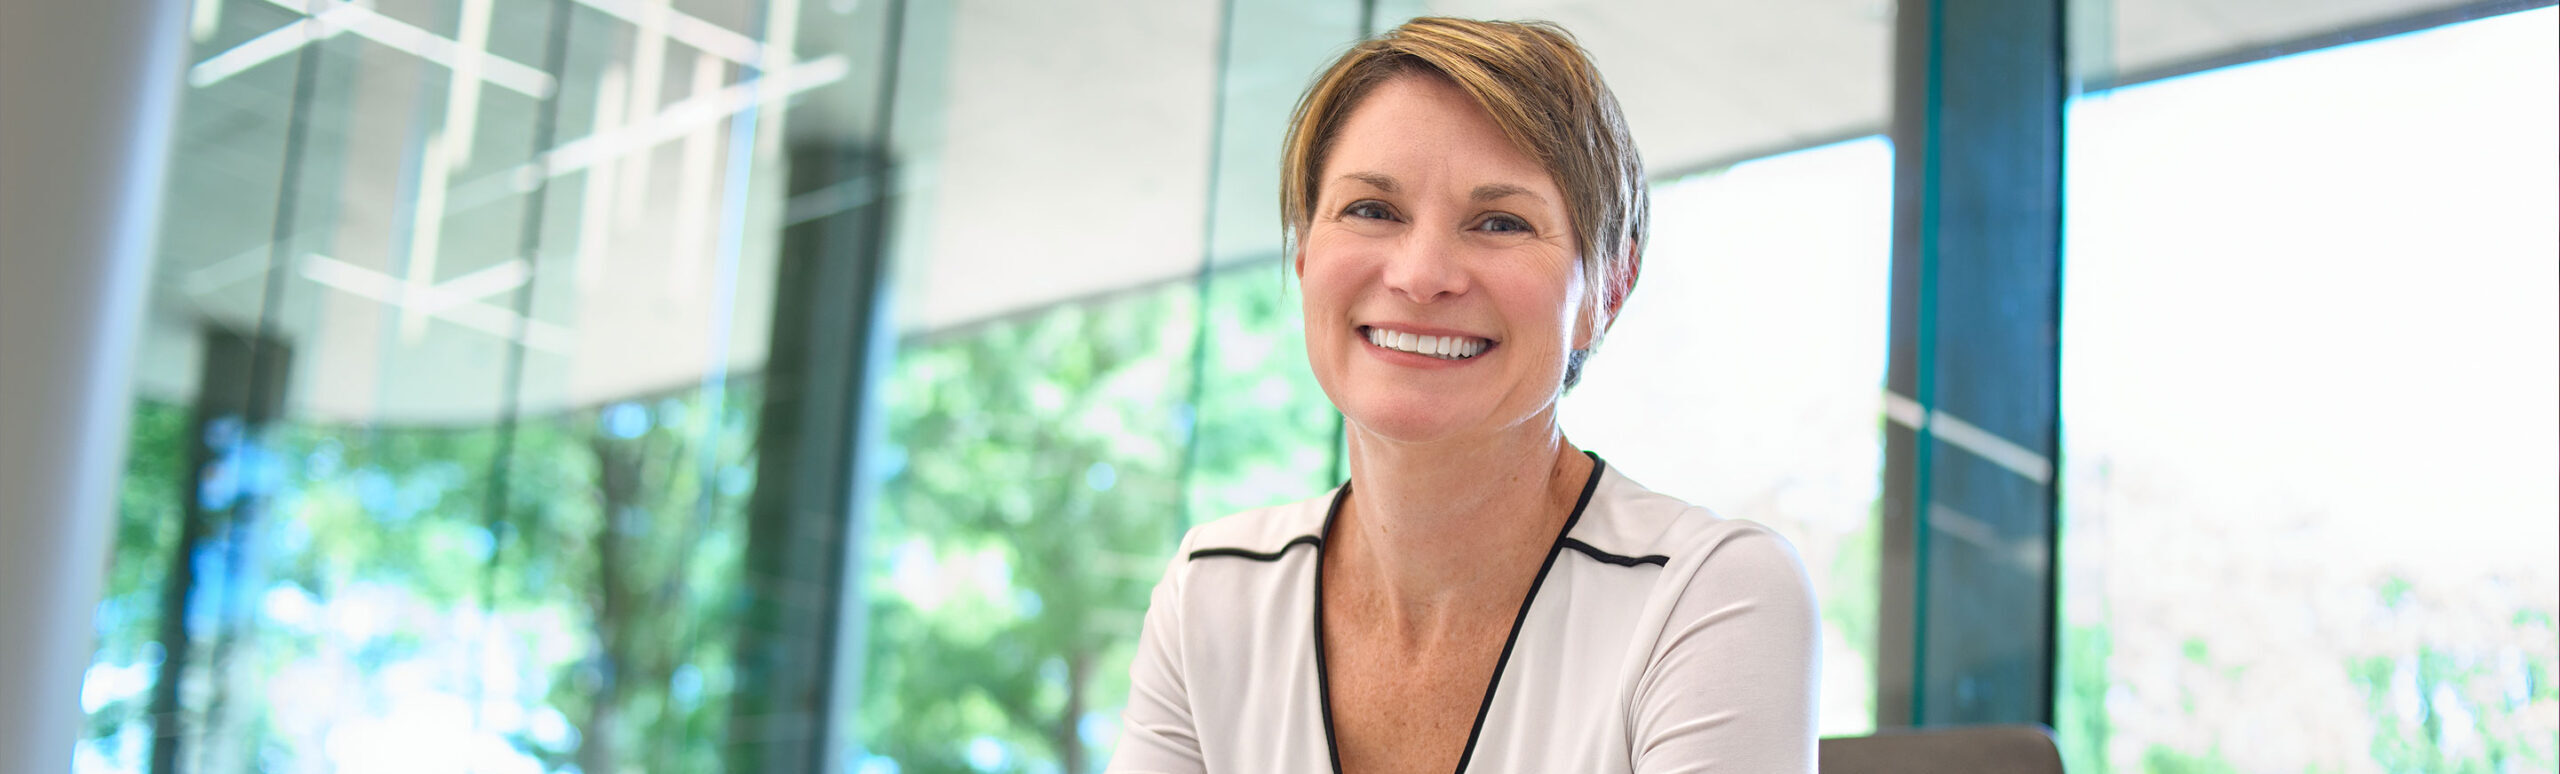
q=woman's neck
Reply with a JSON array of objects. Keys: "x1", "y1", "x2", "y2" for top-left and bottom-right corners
[{"x1": 1329, "y1": 418, "x2": 1593, "y2": 642}]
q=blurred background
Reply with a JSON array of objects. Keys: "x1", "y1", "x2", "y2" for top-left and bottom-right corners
[{"x1": 24, "y1": 0, "x2": 2553, "y2": 771}]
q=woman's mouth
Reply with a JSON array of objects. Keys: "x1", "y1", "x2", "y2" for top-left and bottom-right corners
[{"x1": 1361, "y1": 326, "x2": 1491, "y2": 360}]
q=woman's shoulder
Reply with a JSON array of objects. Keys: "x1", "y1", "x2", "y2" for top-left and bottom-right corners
[
  {"x1": 1570, "y1": 462, "x2": 1801, "y2": 570},
  {"x1": 1177, "y1": 486, "x2": 1343, "y2": 562}
]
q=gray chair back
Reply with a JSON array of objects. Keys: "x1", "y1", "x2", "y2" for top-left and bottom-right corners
[{"x1": 1818, "y1": 724, "x2": 2064, "y2": 774}]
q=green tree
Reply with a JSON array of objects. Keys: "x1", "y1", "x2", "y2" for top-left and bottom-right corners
[
  {"x1": 2349, "y1": 580, "x2": 2559, "y2": 774},
  {"x1": 89, "y1": 382, "x2": 763, "y2": 771},
  {"x1": 861, "y1": 287, "x2": 1192, "y2": 773},
  {"x1": 82, "y1": 400, "x2": 191, "y2": 758},
  {"x1": 858, "y1": 266, "x2": 1338, "y2": 772},
  {"x1": 2055, "y1": 622, "x2": 2112, "y2": 774}
]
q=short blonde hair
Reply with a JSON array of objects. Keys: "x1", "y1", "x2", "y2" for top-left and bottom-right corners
[{"x1": 1281, "y1": 17, "x2": 1647, "y2": 389}]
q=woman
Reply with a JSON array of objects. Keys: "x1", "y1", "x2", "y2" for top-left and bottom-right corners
[{"x1": 1110, "y1": 17, "x2": 1816, "y2": 773}]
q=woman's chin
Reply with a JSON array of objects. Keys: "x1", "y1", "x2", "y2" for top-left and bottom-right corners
[{"x1": 1340, "y1": 394, "x2": 1493, "y2": 446}]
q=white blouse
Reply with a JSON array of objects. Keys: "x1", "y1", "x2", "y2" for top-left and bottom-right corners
[{"x1": 1107, "y1": 455, "x2": 1818, "y2": 773}]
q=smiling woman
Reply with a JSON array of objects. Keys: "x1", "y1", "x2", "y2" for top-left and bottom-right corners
[
  {"x1": 1109, "y1": 17, "x2": 1818, "y2": 774},
  {"x1": 1300, "y1": 72, "x2": 1586, "y2": 447}
]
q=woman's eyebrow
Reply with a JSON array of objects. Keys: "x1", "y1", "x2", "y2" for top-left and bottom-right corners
[
  {"x1": 1471, "y1": 183, "x2": 1541, "y2": 204},
  {"x1": 1335, "y1": 173, "x2": 1544, "y2": 206},
  {"x1": 1340, "y1": 172, "x2": 1398, "y2": 192}
]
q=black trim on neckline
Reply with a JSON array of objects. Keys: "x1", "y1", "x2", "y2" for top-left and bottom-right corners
[
  {"x1": 1312, "y1": 452, "x2": 1609, "y2": 774},
  {"x1": 1558, "y1": 537, "x2": 1669, "y2": 568},
  {"x1": 1188, "y1": 534, "x2": 1323, "y2": 563},
  {"x1": 1451, "y1": 451, "x2": 1605, "y2": 774},
  {"x1": 1312, "y1": 485, "x2": 1351, "y2": 774}
]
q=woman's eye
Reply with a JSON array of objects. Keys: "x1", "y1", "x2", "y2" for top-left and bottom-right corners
[
  {"x1": 1479, "y1": 215, "x2": 1530, "y2": 233},
  {"x1": 1346, "y1": 201, "x2": 1393, "y2": 220}
]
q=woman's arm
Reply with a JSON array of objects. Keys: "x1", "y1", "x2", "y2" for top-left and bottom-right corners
[
  {"x1": 1628, "y1": 523, "x2": 1821, "y2": 773},
  {"x1": 1106, "y1": 535, "x2": 1206, "y2": 774}
]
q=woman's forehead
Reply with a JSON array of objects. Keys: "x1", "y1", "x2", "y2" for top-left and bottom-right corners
[{"x1": 1320, "y1": 76, "x2": 1560, "y2": 202}]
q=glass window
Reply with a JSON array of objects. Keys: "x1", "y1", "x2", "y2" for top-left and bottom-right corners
[
  {"x1": 85, "y1": 0, "x2": 899, "y2": 769},
  {"x1": 1563, "y1": 138, "x2": 1895, "y2": 737},
  {"x1": 2056, "y1": 8, "x2": 2559, "y2": 773},
  {"x1": 857, "y1": 281, "x2": 1200, "y2": 771},
  {"x1": 90, "y1": 2, "x2": 1903, "y2": 772}
]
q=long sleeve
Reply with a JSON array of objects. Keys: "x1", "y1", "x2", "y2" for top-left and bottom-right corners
[
  {"x1": 1627, "y1": 524, "x2": 1821, "y2": 773},
  {"x1": 1106, "y1": 531, "x2": 1205, "y2": 774}
]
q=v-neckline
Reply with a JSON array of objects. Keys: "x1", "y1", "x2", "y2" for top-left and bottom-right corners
[{"x1": 1310, "y1": 452, "x2": 1609, "y2": 774}]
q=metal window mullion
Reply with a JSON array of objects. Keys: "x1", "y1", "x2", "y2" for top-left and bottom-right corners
[{"x1": 1879, "y1": 0, "x2": 2066, "y2": 730}]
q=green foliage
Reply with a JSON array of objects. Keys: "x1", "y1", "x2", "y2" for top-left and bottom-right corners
[
  {"x1": 862, "y1": 283, "x2": 1195, "y2": 773},
  {"x1": 104, "y1": 400, "x2": 189, "y2": 636},
  {"x1": 859, "y1": 264, "x2": 1338, "y2": 772},
  {"x1": 2378, "y1": 574, "x2": 2415, "y2": 610},
  {"x1": 1820, "y1": 502, "x2": 1881, "y2": 734},
  {"x1": 2055, "y1": 622, "x2": 2112, "y2": 774},
  {"x1": 2059, "y1": 575, "x2": 2558, "y2": 774},
  {"x1": 86, "y1": 383, "x2": 760, "y2": 771},
  {"x1": 83, "y1": 400, "x2": 193, "y2": 756},
  {"x1": 515, "y1": 389, "x2": 760, "y2": 774},
  {"x1": 1187, "y1": 267, "x2": 1341, "y2": 518},
  {"x1": 2143, "y1": 744, "x2": 2240, "y2": 774},
  {"x1": 2348, "y1": 613, "x2": 2560, "y2": 774},
  {"x1": 90, "y1": 265, "x2": 1337, "y2": 773},
  {"x1": 2344, "y1": 572, "x2": 2556, "y2": 773}
]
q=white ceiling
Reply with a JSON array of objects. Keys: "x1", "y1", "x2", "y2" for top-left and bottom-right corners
[
  {"x1": 903, "y1": 0, "x2": 2493, "y2": 334},
  {"x1": 134, "y1": 0, "x2": 2506, "y2": 423}
]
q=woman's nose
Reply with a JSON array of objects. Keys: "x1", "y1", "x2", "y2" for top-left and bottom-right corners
[{"x1": 1380, "y1": 231, "x2": 1468, "y2": 303}]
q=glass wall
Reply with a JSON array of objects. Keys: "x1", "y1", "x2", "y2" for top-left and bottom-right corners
[
  {"x1": 2056, "y1": 6, "x2": 2559, "y2": 773},
  {"x1": 86, "y1": 0, "x2": 912, "y2": 770},
  {"x1": 77, "y1": 0, "x2": 1944, "y2": 771},
  {"x1": 88, "y1": 0, "x2": 2560, "y2": 770},
  {"x1": 83, "y1": 0, "x2": 2560, "y2": 770}
]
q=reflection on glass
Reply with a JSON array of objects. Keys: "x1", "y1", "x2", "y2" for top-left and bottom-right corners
[
  {"x1": 859, "y1": 283, "x2": 1197, "y2": 770},
  {"x1": 90, "y1": 1, "x2": 1906, "y2": 771},
  {"x1": 86, "y1": 0, "x2": 876, "y2": 769},
  {"x1": 1186, "y1": 270, "x2": 1343, "y2": 522},
  {"x1": 2057, "y1": 9, "x2": 2559, "y2": 773}
]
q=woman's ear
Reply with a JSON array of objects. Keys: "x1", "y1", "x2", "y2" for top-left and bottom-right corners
[
  {"x1": 1289, "y1": 222, "x2": 1311, "y2": 279},
  {"x1": 1572, "y1": 242, "x2": 1639, "y2": 350},
  {"x1": 1599, "y1": 239, "x2": 1641, "y2": 333}
]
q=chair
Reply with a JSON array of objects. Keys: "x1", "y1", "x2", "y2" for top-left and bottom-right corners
[{"x1": 1819, "y1": 724, "x2": 2064, "y2": 774}]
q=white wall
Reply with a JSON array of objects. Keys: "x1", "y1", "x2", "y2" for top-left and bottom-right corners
[{"x1": 0, "y1": 0, "x2": 185, "y2": 770}]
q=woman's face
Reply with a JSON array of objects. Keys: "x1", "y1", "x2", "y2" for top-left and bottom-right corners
[{"x1": 1297, "y1": 73, "x2": 1589, "y2": 446}]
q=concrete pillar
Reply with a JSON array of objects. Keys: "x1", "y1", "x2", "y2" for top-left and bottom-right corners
[{"x1": 0, "y1": 0, "x2": 187, "y2": 770}]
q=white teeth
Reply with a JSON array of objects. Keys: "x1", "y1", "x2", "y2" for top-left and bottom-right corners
[{"x1": 1364, "y1": 327, "x2": 1488, "y2": 360}]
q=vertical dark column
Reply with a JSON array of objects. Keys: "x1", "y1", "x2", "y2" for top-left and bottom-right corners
[
  {"x1": 725, "y1": 1, "x2": 910, "y2": 769},
  {"x1": 726, "y1": 137, "x2": 897, "y2": 772},
  {"x1": 148, "y1": 17, "x2": 324, "y2": 765},
  {"x1": 723, "y1": 0, "x2": 916, "y2": 753},
  {"x1": 1879, "y1": 0, "x2": 2065, "y2": 727},
  {"x1": 146, "y1": 326, "x2": 293, "y2": 772}
]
